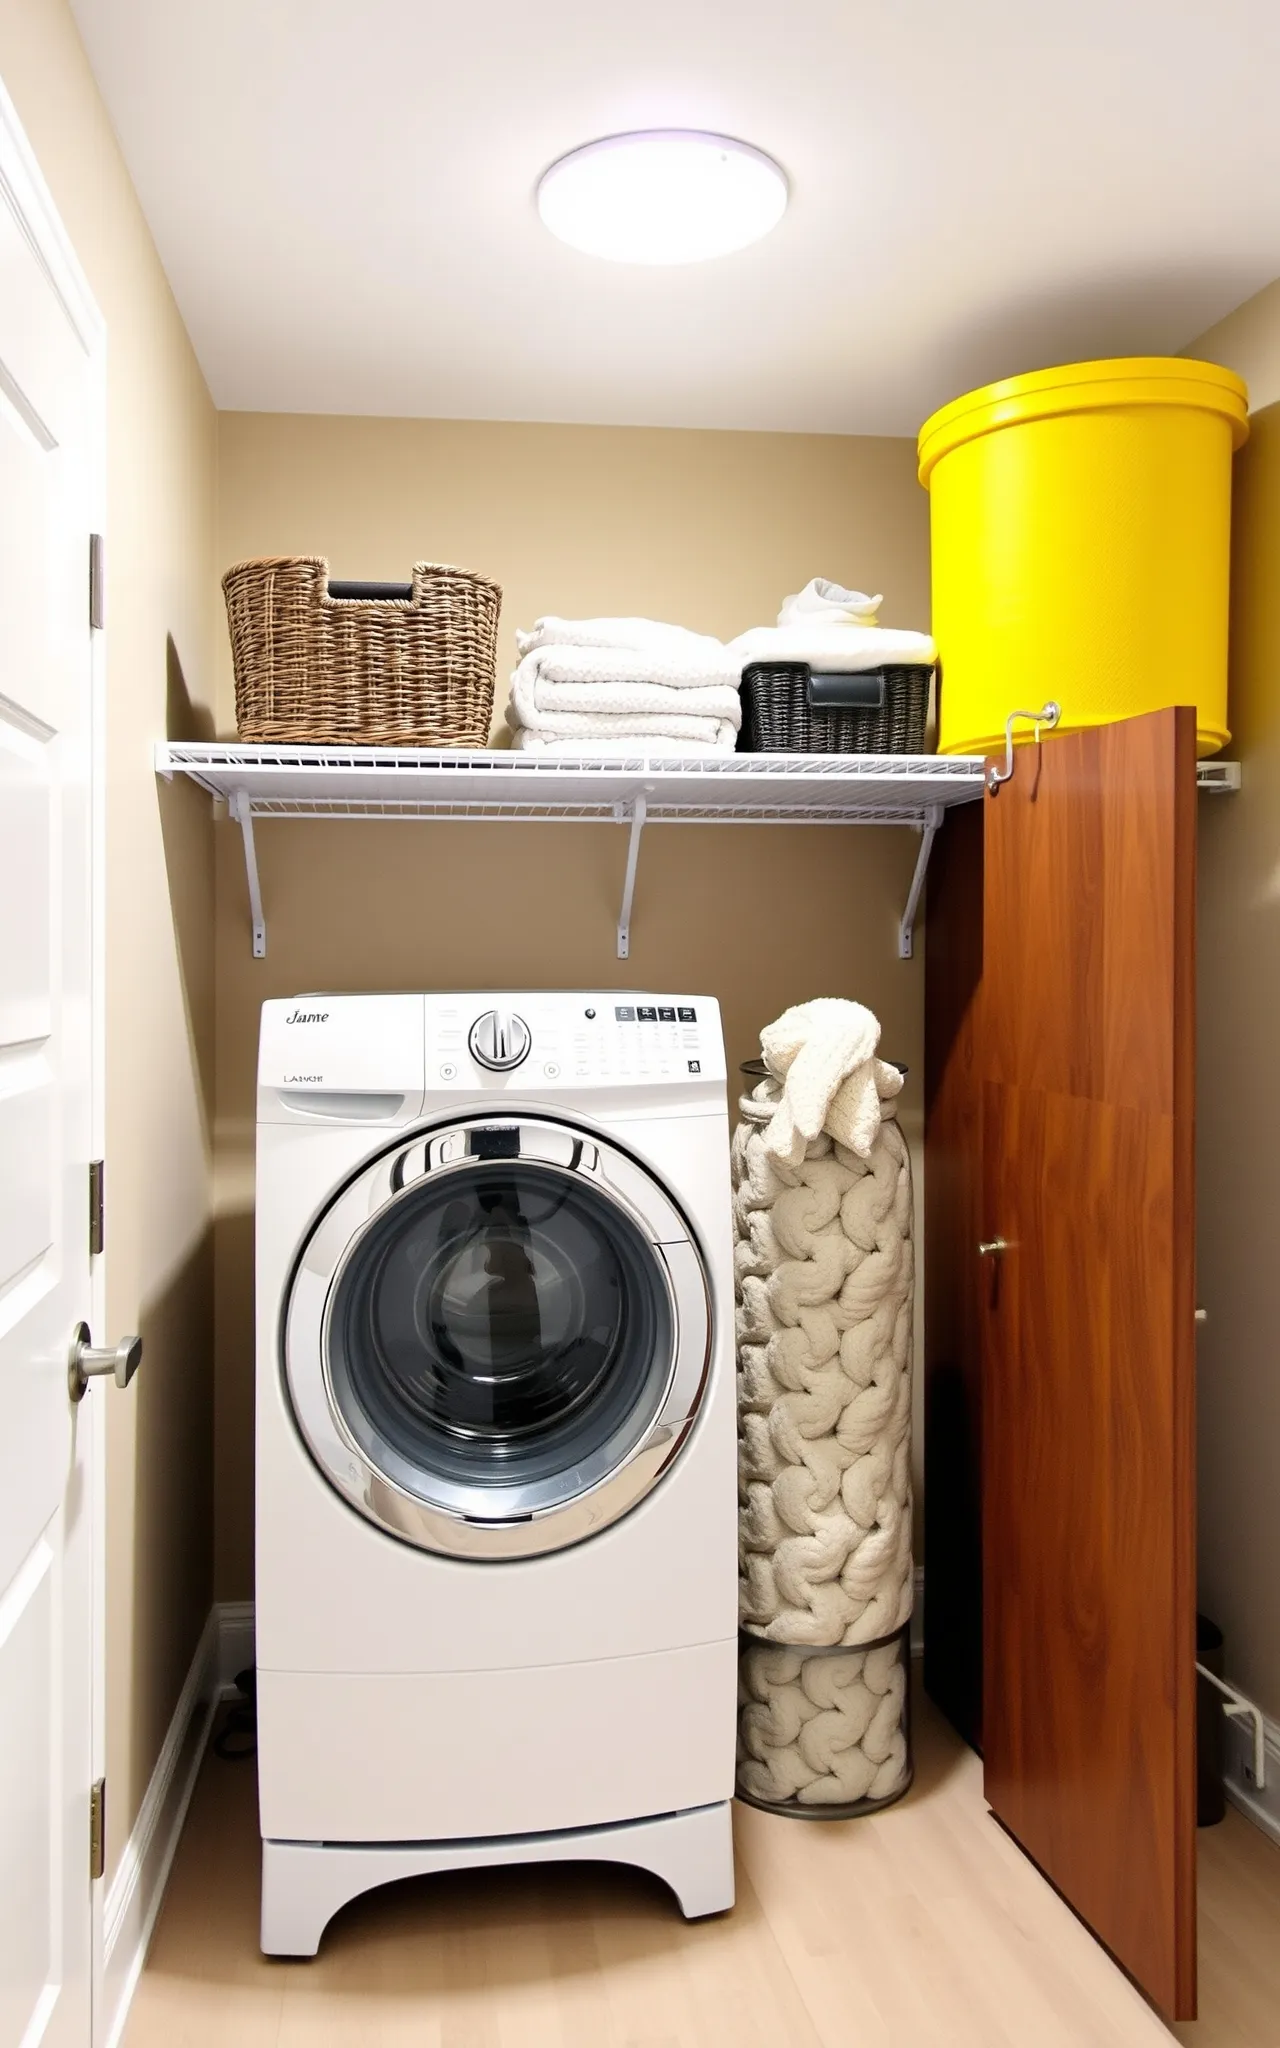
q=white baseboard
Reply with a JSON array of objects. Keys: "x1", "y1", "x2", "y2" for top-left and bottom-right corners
[
  {"x1": 100, "y1": 1601, "x2": 254, "y2": 2048},
  {"x1": 1222, "y1": 1695, "x2": 1280, "y2": 1847}
]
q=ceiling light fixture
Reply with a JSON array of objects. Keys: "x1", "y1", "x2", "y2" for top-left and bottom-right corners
[{"x1": 536, "y1": 130, "x2": 788, "y2": 266}]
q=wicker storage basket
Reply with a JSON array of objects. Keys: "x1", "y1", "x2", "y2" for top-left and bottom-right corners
[
  {"x1": 222, "y1": 557, "x2": 501, "y2": 746},
  {"x1": 739, "y1": 662, "x2": 932, "y2": 754}
]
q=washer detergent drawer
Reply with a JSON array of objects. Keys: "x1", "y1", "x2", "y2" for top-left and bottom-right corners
[{"x1": 257, "y1": 1639, "x2": 737, "y2": 1843}]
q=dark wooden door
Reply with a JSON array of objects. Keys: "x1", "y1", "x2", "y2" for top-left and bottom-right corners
[{"x1": 980, "y1": 709, "x2": 1198, "y2": 2022}]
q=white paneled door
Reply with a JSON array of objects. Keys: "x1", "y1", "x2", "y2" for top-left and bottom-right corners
[{"x1": 0, "y1": 83, "x2": 106, "y2": 2048}]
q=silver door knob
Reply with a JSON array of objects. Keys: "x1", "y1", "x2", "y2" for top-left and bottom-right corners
[
  {"x1": 68, "y1": 1321, "x2": 142, "y2": 1404},
  {"x1": 977, "y1": 1238, "x2": 1009, "y2": 1258},
  {"x1": 468, "y1": 1008, "x2": 531, "y2": 1072}
]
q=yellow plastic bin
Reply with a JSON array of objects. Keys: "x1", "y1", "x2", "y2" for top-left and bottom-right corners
[{"x1": 917, "y1": 358, "x2": 1248, "y2": 758}]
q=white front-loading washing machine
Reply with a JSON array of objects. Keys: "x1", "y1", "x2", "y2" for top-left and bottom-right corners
[{"x1": 254, "y1": 991, "x2": 738, "y2": 1955}]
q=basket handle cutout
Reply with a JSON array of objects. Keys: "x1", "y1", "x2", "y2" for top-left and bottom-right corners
[
  {"x1": 805, "y1": 669, "x2": 887, "y2": 711},
  {"x1": 327, "y1": 580, "x2": 414, "y2": 602}
]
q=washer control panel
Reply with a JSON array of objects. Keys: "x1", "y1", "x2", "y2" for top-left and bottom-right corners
[
  {"x1": 259, "y1": 993, "x2": 726, "y2": 1111},
  {"x1": 431, "y1": 992, "x2": 724, "y2": 1087}
]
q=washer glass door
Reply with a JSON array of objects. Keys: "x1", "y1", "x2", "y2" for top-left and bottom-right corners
[{"x1": 288, "y1": 1120, "x2": 708, "y2": 1557}]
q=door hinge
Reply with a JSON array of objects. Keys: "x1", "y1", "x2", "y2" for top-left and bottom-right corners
[
  {"x1": 89, "y1": 1779, "x2": 105, "y2": 1881},
  {"x1": 89, "y1": 533, "x2": 105, "y2": 631},
  {"x1": 89, "y1": 1160, "x2": 104, "y2": 1257}
]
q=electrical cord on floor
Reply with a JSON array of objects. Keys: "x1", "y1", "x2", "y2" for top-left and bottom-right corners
[{"x1": 213, "y1": 1668, "x2": 257, "y2": 1761}]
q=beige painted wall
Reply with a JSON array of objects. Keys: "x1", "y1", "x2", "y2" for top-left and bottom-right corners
[
  {"x1": 0, "y1": 6, "x2": 217, "y2": 1872},
  {"x1": 1192, "y1": 279, "x2": 1280, "y2": 416},
  {"x1": 1184, "y1": 288, "x2": 1280, "y2": 1721},
  {"x1": 212, "y1": 413, "x2": 931, "y2": 1596}
]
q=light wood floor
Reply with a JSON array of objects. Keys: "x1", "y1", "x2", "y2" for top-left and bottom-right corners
[{"x1": 123, "y1": 1689, "x2": 1280, "y2": 2047}]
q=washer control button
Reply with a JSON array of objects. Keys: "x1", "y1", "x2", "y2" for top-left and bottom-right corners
[
  {"x1": 468, "y1": 1008, "x2": 531, "y2": 1071},
  {"x1": 543, "y1": 1061, "x2": 561, "y2": 1078},
  {"x1": 439, "y1": 1062, "x2": 457, "y2": 1080}
]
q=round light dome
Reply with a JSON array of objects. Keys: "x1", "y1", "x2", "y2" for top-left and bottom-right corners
[{"x1": 537, "y1": 130, "x2": 788, "y2": 266}]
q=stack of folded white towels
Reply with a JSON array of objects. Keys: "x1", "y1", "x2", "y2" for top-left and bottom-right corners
[{"x1": 506, "y1": 615, "x2": 742, "y2": 754}]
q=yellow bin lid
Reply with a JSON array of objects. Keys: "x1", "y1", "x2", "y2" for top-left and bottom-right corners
[{"x1": 917, "y1": 356, "x2": 1249, "y2": 487}]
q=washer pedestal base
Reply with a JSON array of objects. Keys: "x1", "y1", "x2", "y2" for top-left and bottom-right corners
[{"x1": 260, "y1": 1801, "x2": 735, "y2": 1957}]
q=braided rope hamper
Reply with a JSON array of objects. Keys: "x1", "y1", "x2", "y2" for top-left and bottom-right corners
[
  {"x1": 222, "y1": 556, "x2": 501, "y2": 746},
  {"x1": 733, "y1": 1072, "x2": 914, "y2": 1817}
]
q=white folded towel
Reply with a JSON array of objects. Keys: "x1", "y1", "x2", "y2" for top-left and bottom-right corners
[
  {"x1": 516, "y1": 615, "x2": 729, "y2": 661},
  {"x1": 510, "y1": 675, "x2": 742, "y2": 722},
  {"x1": 778, "y1": 579, "x2": 882, "y2": 628},
  {"x1": 511, "y1": 706, "x2": 735, "y2": 746},
  {"x1": 510, "y1": 641, "x2": 740, "y2": 693},
  {"x1": 507, "y1": 655, "x2": 740, "y2": 747},
  {"x1": 729, "y1": 623, "x2": 937, "y2": 674},
  {"x1": 760, "y1": 998, "x2": 905, "y2": 1168}
]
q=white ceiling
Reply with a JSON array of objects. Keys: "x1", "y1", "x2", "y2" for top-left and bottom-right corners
[{"x1": 71, "y1": 0, "x2": 1280, "y2": 434}]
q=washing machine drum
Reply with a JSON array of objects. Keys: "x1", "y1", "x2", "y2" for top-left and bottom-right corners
[{"x1": 283, "y1": 1116, "x2": 712, "y2": 1558}]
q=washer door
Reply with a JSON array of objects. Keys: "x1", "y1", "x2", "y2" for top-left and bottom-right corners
[{"x1": 283, "y1": 1117, "x2": 712, "y2": 1558}]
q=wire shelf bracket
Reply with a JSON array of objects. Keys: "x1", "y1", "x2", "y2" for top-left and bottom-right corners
[
  {"x1": 898, "y1": 806, "x2": 945, "y2": 961},
  {"x1": 228, "y1": 789, "x2": 266, "y2": 959},
  {"x1": 614, "y1": 794, "x2": 647, "y2": 960}
]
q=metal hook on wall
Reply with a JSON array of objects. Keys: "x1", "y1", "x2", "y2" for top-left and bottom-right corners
[{"x1": 985, "y1": 702, "x2": 1062, "y2": 795}]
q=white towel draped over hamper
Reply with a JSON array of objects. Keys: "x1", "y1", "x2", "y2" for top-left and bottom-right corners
[{"x1": 733, "y1": 998, "x2": 914, "y2": 1814}]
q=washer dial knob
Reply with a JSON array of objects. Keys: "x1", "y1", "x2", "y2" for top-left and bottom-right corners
[{"x1": 468, "y1": 1008, "x2": 531, "y2": 1072}]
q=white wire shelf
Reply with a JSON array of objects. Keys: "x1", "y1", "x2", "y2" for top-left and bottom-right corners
[
  {"x1": 154, "y1": 742, "x2": 987, "y2": 821},
  {"x1": 154, "y1": 742, "x2": 1239, "y2": 961}
]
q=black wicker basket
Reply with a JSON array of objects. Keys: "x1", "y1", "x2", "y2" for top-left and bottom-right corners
[{"x1": 739, "y1": 662, "x2": 932, "y2": 754}]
